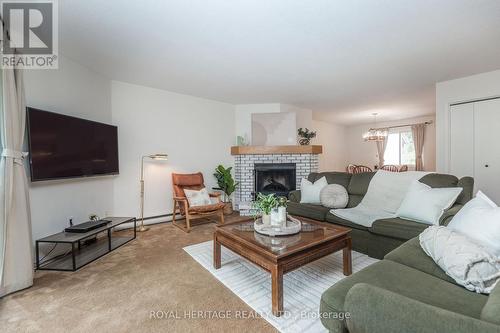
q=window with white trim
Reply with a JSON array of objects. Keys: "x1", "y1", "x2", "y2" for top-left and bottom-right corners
[{"x1": 384, "y1": 128, "x2": 416, "y2": 166}]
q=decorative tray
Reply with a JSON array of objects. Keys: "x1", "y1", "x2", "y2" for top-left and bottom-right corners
[{"x1": 254, "y1": 215, "x2": 302, "y2": 236}]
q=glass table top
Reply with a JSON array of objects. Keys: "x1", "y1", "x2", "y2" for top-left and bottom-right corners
[{"x1": 216, "y1": 218, "x2": 350, "y2": 255}]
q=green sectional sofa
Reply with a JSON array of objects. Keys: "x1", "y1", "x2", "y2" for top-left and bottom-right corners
[
  {"x1": 288, "y1": 171, "x2": 474, "y2": 259},
  {"x1": 319, "y1": 238, "x2": 500, "y2": 333}
]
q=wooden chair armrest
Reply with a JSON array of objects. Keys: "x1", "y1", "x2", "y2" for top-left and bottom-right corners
[{"x1": 173, "y1": 196, "x2": 188, "y2": 201}]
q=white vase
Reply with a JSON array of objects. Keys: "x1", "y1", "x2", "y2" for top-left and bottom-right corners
[
  {"x1": 270, "y1": 208, "x2": 281, "y2": 226},
  {"x1": 278, "y1": 207, "x2": 287, "y2": 225},
  {"x1": 262, "y1": 214, "x2": 271, "y2": 225}
]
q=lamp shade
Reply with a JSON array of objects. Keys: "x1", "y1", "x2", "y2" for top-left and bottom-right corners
[{"x1": 148, "y1": 153, "x2": 168, "y2": 160}]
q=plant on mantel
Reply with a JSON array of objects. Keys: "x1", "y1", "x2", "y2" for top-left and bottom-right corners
[
  {"x1": 213, "y1": 165, "x2": 239, "y2": 215},
  {"x1": 297, "y1": 128, "x2": 317, "y2": 145}
]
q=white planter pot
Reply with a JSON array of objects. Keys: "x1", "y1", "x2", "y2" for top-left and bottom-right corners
[{"x1": 262, "y1": 214, "x2": 271, "y2": 225}]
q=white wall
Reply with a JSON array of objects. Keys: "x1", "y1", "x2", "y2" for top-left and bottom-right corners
[
  {"x1": 24, "y1": 56, "x2": 114, "y2": 241},
  {"x1": 281, "y1": 104, "x2": 313, "y2": 129},
  {"x1": 436, "y1": 70, "x2": 500, "y2": 172},
  {"x1": 111, "y1": 81, "x2": 235, "y2": 219},
  {"x1": 312, "y1": 120, "x2": 347, "y2": 171},
  {"x1": 345, "y1": 115, "x2": 436, "y2": 171}
]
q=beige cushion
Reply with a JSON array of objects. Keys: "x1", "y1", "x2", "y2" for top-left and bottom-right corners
[
  {"x1": 300, "y1": 176, "x2": 328, "y2": 204},
  {"x1": 449, "y1": 191, "x2": 500, "y2": 256},
  {"x1": 320, "y1": 184, "x2": 348, "y2": 209},
  {"x1": 397, "y1": 180, "x2": 462, "y2": 225},
  {"x1": 184, "y1": 188, "x2": 211, "y2": 207}
]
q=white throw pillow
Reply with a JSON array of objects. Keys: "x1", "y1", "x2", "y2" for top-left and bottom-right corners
[
  {"x1": 396, "y1": 180, "x2": 462, "y2": 225},
  {"x1": 420, "y1": 226, "x2": 500, "y2": 294},
  {"x1": 448, "y1": 191, "x2": 500, "y2": 257},
  {"x1": 300, "y1": 176, "x2": 328, "y2": 204},
  {"x1": 320, "y1": 184, "x2": 348, "y2": 209},
  {"x1": 184, "y1": 188, "x2": 211, "y2": 207}
]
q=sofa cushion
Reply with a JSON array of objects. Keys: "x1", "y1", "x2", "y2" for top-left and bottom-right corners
[
  {"x1": 320, "y1": 260, "x2": 488, "y2": 331},
  {"x1": 344, "y1": 283, "x2": 500, "y2": 333},
  {"x1": 419, "y1": 173, "x2": 459, "y2": 188},
  {"x1": 481, "y1": 283, "x2": 500, "y2": 325},
  {"x1": 384, "y1": 237, "x2": 456, "y2": 284},
  {"x1": 287, "y1": 202, "x2": 330, "y2": 221},
  {"x1": 346, "y1": 194, "x2": 363, "y2": 208},
  {"x1": 396, "y1": 181, "x2": 462, "y2": 226},
  {"x1": 448, "y1": 191, "x2": 500, "y2": 257},
  {"x1": 457, "y1": 176, "x2": 474, "y2": 205},
  {"x1": 320, "y1": 184, "x2": 349, "y2": 209},
  {"x1": 440, "y1": 204, "x2": 464, "y2": 226},
  {"x1": 325, "y1": 212, "x2": 369, "y2": 231},
  {"x1": 300, "y1": 176, "x2": 328, "y2": 204},
  {"x1": 288, "y1": 189, "x2": 301, "y2": 203},
  {"x1": 419, "y1": 173, "x2": 474, "y2": 206},
  {"x1": 308, "y1": 172, "x2": 352, "y2": 189},
  {"x1": 370, "y1": 217, "x2": 430, "y2": 240},
  {"x1": 347, "y1": 172, "x2": 375, "y2": 196}
]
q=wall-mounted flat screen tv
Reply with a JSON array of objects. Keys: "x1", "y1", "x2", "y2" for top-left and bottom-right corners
[{"x1": 27, "y1": 107, "x2": 119, "y2": 181}]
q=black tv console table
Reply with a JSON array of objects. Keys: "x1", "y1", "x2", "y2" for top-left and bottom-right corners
[{"x1": 36, "y1": 217, "x2": 136, "y2": 271}]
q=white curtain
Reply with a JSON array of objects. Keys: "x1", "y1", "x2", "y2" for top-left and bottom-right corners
[
  {"x1": 412, "y1": 124, "x2": 425, "y2": 171},
  {"x1": 0, "y1": 61, "x2": 34, "y2": 296},
  {"x1": 376, "y1": 133, "x2": 388, "y2": 168}
]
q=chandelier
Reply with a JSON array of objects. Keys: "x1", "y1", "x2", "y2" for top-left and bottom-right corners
[{"x1": 363, "y1": 113, "x2": 387, "y2": 142}]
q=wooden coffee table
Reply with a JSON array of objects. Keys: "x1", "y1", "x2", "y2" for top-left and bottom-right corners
[{"x1": 213, "y1": 216, "x2": 352, "y2": 316}]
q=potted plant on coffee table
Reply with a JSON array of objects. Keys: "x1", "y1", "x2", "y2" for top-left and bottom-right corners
[
  {"x1": 253, "y1": 193, "x2": 278, "y2": 225},
  {"x1": 214, "y1": 165, "x2": 239, "y2": 215}
]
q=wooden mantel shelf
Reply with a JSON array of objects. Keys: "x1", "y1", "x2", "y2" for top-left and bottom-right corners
[{"x1": 231, "y1": 145, "x2": 323, "y2": 155}]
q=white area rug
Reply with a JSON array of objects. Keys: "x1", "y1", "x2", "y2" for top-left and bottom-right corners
[{"x1": 184, "y1": 241, "x2": 378, "y2": 333}]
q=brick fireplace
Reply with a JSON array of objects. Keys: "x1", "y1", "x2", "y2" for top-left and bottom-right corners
[{"x1": 232, "y1": 145, "x2": 322, "y2": 215}]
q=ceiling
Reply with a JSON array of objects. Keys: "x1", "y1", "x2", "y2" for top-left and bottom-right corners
[{"x1": 59, "y1": 0, "x2": 500, "y2": 125}]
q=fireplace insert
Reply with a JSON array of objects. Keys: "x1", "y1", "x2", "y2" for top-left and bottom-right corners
[{"x1": 254, "y1": 163, "x2": 296, "y2": 198}]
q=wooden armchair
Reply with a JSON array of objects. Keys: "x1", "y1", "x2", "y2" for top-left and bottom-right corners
[{"x1": 171, "y1": 172, "x2": 225, "y2": 233}]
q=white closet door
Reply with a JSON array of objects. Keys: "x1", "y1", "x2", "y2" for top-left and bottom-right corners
[
  {"x1": 450, "y1": 103, "x2": 474, "y2": 178},
  {"x1": 474, "y1": 98, "x2": 500, "y2": 203}
]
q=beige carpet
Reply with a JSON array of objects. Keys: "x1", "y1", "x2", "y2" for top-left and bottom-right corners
[{"x1": 0, "y1": 216, "x2": 277, "y2": 333}]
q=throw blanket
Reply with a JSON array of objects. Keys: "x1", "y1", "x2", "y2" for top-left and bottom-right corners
[
  {"x1": 331, "y1": 170, "x2": 429, "y2": 227},
  {"x1": 420, "y1": 226, "x2": 500, "y2": 294}
]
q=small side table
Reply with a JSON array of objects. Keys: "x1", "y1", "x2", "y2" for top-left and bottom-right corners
[{"x1": 36, "y1": 217, "x2": 136, "y2": 271}]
